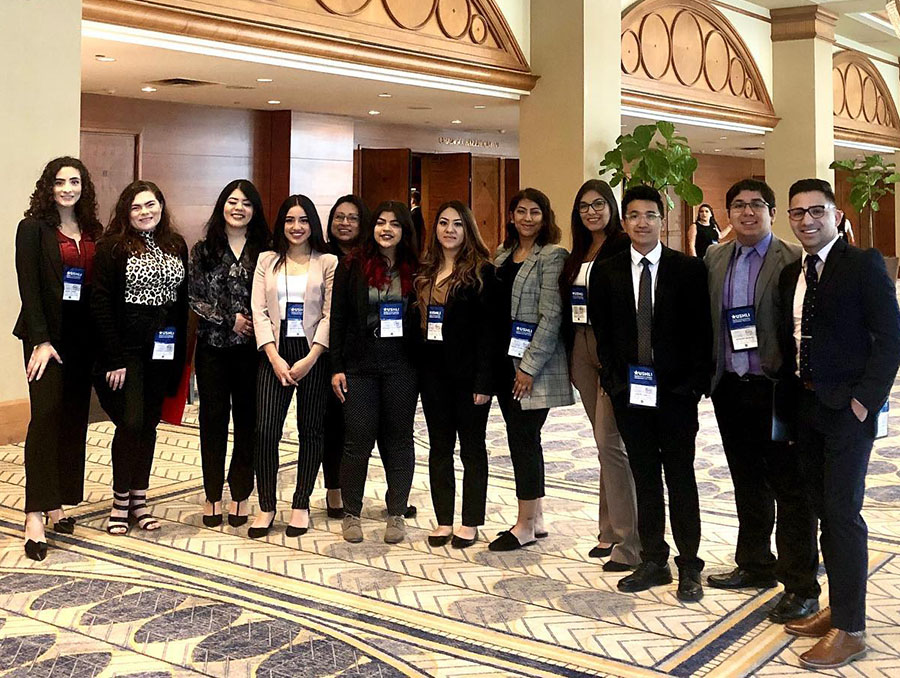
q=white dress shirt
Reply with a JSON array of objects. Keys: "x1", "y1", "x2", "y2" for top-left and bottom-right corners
[
  {"x1": 630, "y1": 242, "x2": 662, "y2": 311},
  {"x1": 793, "y1": 234, "x2": 840, "y2": 375}
]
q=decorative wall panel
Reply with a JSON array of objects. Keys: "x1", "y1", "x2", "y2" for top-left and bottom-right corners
[
  {"x1": 833, "y1": 50, "x2": 900, "y2": 149},
  {"x1": 621, "y1": 0, "x2": 777, "y2": 130},
  {"x1": 83, "y1": 0, "x2": 536, "y2": 92}
]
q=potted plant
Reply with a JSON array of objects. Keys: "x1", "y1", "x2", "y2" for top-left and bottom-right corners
[
  {"x1": 829, "y1": 154, "x2": 900, "y2": 278},
  {"x1": 599, "y1": 120, "x2": 704, "y2": 246}
]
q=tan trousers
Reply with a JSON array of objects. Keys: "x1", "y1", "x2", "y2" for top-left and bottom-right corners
[{"x1": 570, "y1": 326, "x2": 641, "y2": 565}]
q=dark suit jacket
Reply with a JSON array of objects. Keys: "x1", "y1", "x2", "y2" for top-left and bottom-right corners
[
  {"x1": 776, "y1": 237, "x2": 900, "y2": 417},
  {"x1": 590, "y1": 245, "x2": 712, "y2": 399},
  {"x1": 13, "y1": 217, "x2": 72, "y2": 347},
  {"x1": 329, "y1": 257, "x2": 420, "y2": 374},
  {"x1": 417, "y1": 263, "x2": 498, "y2": 395},
  {"x1": 411, "y1": 207, "x2": 425, "y2": 254}
]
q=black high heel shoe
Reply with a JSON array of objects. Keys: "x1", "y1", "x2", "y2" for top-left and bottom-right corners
[
  {"x1": 202, "y1": 501, "x2": 223, "y2": 528},
  {"x1": 248, "y1": 514, "x2": 275, "y2": 539},
  {"x1": 228, "y1": 500, "x2": 249, "y2": 528},
  {"x1": 24, "y1": 539, "x2": 48, "y2": 561},
  {"x1": 44, "y1": 513, "x2": 75, "y2": 535}
]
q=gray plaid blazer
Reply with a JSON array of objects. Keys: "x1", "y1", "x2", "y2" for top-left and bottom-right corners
[{"x1": 495, "y1": 243, "x2": 575, "y2": 410}]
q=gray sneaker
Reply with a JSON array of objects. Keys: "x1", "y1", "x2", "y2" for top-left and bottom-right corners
[
  {"x1": 342, "y1": 515, "x2": 363, "y2": 543},
  {"x1": 384, "y1": 515, "x2": 406, "y2": 544}
]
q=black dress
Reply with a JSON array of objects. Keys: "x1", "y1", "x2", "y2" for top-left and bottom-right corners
[{"x1": 694, "y1": 222, "x2": 718, "y2": 259}]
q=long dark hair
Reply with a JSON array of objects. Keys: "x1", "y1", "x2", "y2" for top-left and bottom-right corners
[
  {"x1": 353, "y1": 200, "x2": 418, "y2": 294},
  {"x1": 695, "y1": 203, "x2": 718, "y2": 229},
  {"x1": 326, "y1": 194, "x2": 370, "y2": 255},
  {"x1": 561, "y1": 180, "x2": 624, "y2": 287},
  {"x1": 502, "y1": 187, "x2": 561, "y2": 249},
  {"x1": 201, "y1": 179, "x2": 270, "y2": 262},
  {"x1": 414, "y1": 200, "x2": 490, "y2": 300},
  {"x1": 271, "y1": 194, "x2": 328, "y2": 268},
  {"x1": 25, "y1": 156, "x2": 102, "y2": 239},
  {"x1": 103, "y1": 180, "x2": 184, "y2": 255}
]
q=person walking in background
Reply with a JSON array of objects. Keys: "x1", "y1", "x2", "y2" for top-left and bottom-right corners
[
  {"x1": 410, "y1": 189, "x2": 425, "y2": 254},
  {"x1": 14, "y1": 157, "x2": 103, "y2": 560},
  {"x1": 688, "y1": 203, "x2": 731, "y2": 259},
  {"x1": 563, "y1": 179, "x2": 640, "y2": 571}
]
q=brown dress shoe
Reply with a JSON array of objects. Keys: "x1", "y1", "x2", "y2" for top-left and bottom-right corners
[
  {"x1": 799, "y1": 629, "x2": 866, "y2": 669},
  {"x1": 785, "y1": 607, "x2": 831, "y2": 638}
]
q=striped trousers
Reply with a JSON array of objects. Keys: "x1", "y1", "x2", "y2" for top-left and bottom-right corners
[{"x1": 255, "y1": 330, "x2": 329, "y2": 512}]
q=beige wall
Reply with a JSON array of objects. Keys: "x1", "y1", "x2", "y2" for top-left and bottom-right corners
[
  {"x1": 1, "y1": 1, "x2": 82, "y2": 418},
  {"x1": 495, "y1": 0, "x2": 530, "y2": 63},
  {"x1": 289, "y1": 112, "x2": 355, "y2": 225},
  {"x1": 353, "y1": 121, "x2": 518, "y2": 158}
]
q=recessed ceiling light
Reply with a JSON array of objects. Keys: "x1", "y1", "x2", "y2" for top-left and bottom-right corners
[
  {"x1": 761, "y1": 141, "x2": 766, "y2": 145},
  {"x1": 498, "y1": 129, "x2": 506, "y2": 134},
  {"x1": 714, "y1": 148, "x2": 722, "y2": 152},
  {"x1": 141, "y1": 86, "x2": 157, "y2": 93},
  {"x1": 257, "y1": 78, "x2": 273, "y2": 82},
  {"x1": 267, "y1": 100, "x2": 281, "y2": 105},
  {"x1": 451, "y1": 119, "x2": 462, "y2": 124},
  {"x1": 378, "y1": 93, "x2": 392, "y2": 98},
  {"x1": 473, "y1": 105, "x2": 487, "y2": 109},
  {"x1": 368, "y1": 110, "x2": 380, "y2": 115},
  {"x1": 95, "y1": 54, "x2": 116, "y2": 62},
  {"x1": 719, "y1": 136, "x2": 728, "y2": 140}
]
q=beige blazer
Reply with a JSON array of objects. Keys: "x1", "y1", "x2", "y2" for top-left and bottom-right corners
[{"x1": 251, "y1": 250, "x2": 338, "y2": 351}]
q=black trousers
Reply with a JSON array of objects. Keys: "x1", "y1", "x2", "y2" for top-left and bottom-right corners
[
  {"x1": 255, "y1": 333, "x2": 329, "y2": 512},
  {"x1": 194, "y1": 342, "x2": 257, "y2": 504},
  {"x1": 340, "y1": 339, "x2": 418, "y2": 518},
  {"x1": 420, "y1": 365, "x2": 490, "y2": 526},
  {"x1": 496, "y1": 389, "x2": 549, "y2": 501},
  {"x1": 712, "y1": 373, "x2": 819, "y2": 597},
  {"x1": 798, "y1": 390, "x2": 874, "y2": 633},
  {"x1": 322, "y1": 353, "x2": 344, "y2": 491},
  {"x1": 95, "y1": 353, "x2": 170, "y2": 494},
  {"x1": 612, "y1": 392, "x2": 703, "y2": 571},
  {"x1": 22, "y1": 327, "x2": 92, "y2": 513}
]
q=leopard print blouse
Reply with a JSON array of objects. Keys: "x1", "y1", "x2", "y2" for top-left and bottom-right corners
[{"x1": 125, "y1": 233, "x2": 185, "y2": 305}]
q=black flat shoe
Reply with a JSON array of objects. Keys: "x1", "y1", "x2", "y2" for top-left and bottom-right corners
[
  {"x1": 707, "y1": 567, "x2": 777, "y2": 590},
  {"x1": 326, "y1": 506, "x2": 345, "y2": 519},
  {"x1": 488, "y1": 530, "x2": 536, "y2": 552},
  {"x1": 589, "y1": 544, "x2": 614, "y2": 558},
  {"x1": 24, "y1": 539, "x2": 47, "y2": 562},
  {"x1": 677, "y1": 568, "x2": 704, "y2": 602},
  {"x1": 451, "y1": 533, "x2": 477, "y2": 549},
  {"x1": 768, "y1": 592, "x2": 820, "y2": 623},
  {"x1": 285, "y1": 524, "x2": 308, "y2": 537},
  {"x1": 603, "y1": 560, "x2": 633, "y2": 572},
  {"x1": 428, "y1": 534, "x2": 452, "y2": 547},
  {"x1": 248, "y1": 516, "x2": 275, "y2": 539},
  {"x1": 202, "y1": 513, "x2": 223, "y2": 527}
]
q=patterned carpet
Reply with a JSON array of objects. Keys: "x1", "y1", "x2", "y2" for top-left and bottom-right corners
[{"x1": 0, "y1": 369, "x2": 899, "y2": 677}]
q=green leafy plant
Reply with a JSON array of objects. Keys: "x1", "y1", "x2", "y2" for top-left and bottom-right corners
[
  {"x1": 829, "y1": 154, "x2": 900, "y2": 249},
  {"x1": 599, "y1": 120, "x2": 704, "y2": 210}
]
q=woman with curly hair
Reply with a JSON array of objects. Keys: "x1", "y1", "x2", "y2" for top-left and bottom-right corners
[
  {"x1": 330, "y1": 201, "x2": 420, "y2": 544},
  {"x1": 92, "y1": 180, "x2": 189, "y2": 535},
  {"x1": 189, "y1": 180, "x2": 270, "y2": 528},
  {"x1": 14, "y1": 157, "x2": 103, "y2": 561},
  {"x1": 415, "y1": 201, "x2": 496, "y2": 549}
]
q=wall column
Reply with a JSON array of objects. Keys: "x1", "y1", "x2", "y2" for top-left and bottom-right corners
[
  {"x1": 518, "y1": 1, "x2": 621, "y2": 247},
  {"x1": 766, "y1": 6, "x2": 837, "y2": 240},
  {"x1": 0, "y1": 1, "x2": 82, "y2": 442}
]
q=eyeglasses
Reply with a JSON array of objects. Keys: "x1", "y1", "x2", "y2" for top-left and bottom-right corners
[
  {"x1": 333, "y1": 214, "x2": 360, "y2": 224},
  {"x1": 729, "y1": 200, "x2": 770, "y2": 213},
  {"x1": 578, "y1": 198, "x2": 608, "y2": 214},
  {"x1": 786, "y1": 205, "x2": 833, "y2": 221},
  {"x1": 624, "y1": 211, "x2": 661, "y2": 225}
]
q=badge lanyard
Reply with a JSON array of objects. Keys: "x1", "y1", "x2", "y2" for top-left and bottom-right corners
[
  {"x1": 378, "y1": 277, "x2": 403, "y2": 338},
  {"x1": 727, "y1": 306, "x2": 758, "y2": 351},
  {"x1": 508, "y1": 321, "x2": 536, "y2": 358},
  {"x1": 152, "y1": 327, "x2": 176, "y2": 360},
  {"x1": 63, "y1": 267, "x2": 85, "y2": 301},
  {"x1": 571, "y1": 260, "x2": 593, "y2": 324},
  {"x1": 628, "y1": 364, "x2": 658, "y2": 408},
  {"x1": 427, "y1": 304, "x2": 444, "y2": 341},
  {"x1": 284, "y1": 266, "x2": 305, "y2": 338}
]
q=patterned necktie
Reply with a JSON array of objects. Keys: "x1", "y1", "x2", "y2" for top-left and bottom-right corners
[
  {"x1": 637, "y1": 257, "x2": 653, "y2": 365},
  {"x1": 731, "y1": 246, "x2": 754, "y2": 376},
  {"x1": 799, "y1": 254, "x2": 819, "y2": 381}
]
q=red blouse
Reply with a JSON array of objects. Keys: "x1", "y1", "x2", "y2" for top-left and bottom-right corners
[{"x1": 56, "y1": 230, "x2": 96, "y2": 284}]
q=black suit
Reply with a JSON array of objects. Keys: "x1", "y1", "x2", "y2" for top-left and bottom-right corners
[
  {"x1": 13, "y1": 218, "x2": 94, "y2": 512},
  {"x1": 591, "y1": 245, "x2": 711, "y2": 570},
  {"x1": 777, "y1": 237, "x2": 900, "y2": 633}
]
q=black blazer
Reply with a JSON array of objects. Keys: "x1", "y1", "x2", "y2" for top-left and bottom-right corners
[
  {"x1": 13, "y1": 217, "x2": 79, "y2": 347},
  {"x1": 560, "y1": 230, "x2": 631, "y2": 354},
  {"x1": 776, "y1": 237, "x2": 900, "y2": 417},
  {"x1": 329, "y1": 258, "x2": 420, "y2": 374},
  {"x1": 590, "y1": 245, "x2": 712, "y2": 399},
  {"x1": 418, "y1": 263, "x2": 498, "y2": 395},
  {"x1": 91, "y1": 236, "x2": 189, "y2": 393}
]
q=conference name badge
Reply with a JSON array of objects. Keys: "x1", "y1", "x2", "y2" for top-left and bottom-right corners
[
  {"x1": 152, "y1": 327, "x2": 176, "y2": 361},
  {"x1": 380, "y1": 302, "x2": 403, "y2": 338},
  {"x1": 876, "y1": 401, "x2": 890, "y2": 439},
  {"x1": 508, "y1": 321, "x2": 536, "y2": 358},
  {"x1": 628, "y1": 365, "x2": 658, "y2": 408},
  {"x1": 727, "y1": 306, "x2": 758, "y2": 351},
  {"x1": 63, "y1": 267, "x2": 84, "y2": 301},
  {"x1": 286, "y1": 302, "x2": 305, "y2": 337},
  {"x1": 571, "y1": 286, "x2": 588, "y2": 324},
  {"x1": 427, "y1": 305, "x2": 444, "y2": 342}
]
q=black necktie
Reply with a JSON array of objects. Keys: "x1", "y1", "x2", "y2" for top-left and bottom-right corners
[
  {"x1": 637, "y1": 257, "x2": 653, "y2": 365},
  {"x1": 799, "y1": 254, "x2": 819, "y2": 381}
]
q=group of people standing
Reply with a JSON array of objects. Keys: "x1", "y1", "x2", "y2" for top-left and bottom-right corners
[{"x1": 14, "y1": 155, "x2": 900, "y2": 672}]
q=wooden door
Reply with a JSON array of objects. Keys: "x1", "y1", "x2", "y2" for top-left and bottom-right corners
[
  {"x1": 359, "y1": 148, "x2": 411, "y2": 210},
  {"x1": 421, "y1": 152, "x2": 471, "y2": 245},
  {"x1": 471, "y1": 156, "x2": 501, "y2": 253},
  {"x1": 80, "y1": 130, "x2": 139, "y2": 225}
]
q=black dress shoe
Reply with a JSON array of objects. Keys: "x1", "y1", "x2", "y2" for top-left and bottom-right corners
[
  {"x1": 617, "y1": 562, "x2": 672, "y2": 592},
  {"x1": 603, "y1": 560, "x2": 633, "y2": 572},
  {"x1": 677, "y1": 568, "x2": 704, "y2": 602},
  {"x1": 202, "y1": 513, "x2": 223, "y2": 528},
  {"x1": 248, "y1": 516, "x2": 275, "y2": 539},
  {"x1": 404, "y1": 505, "x2": 417, "y2": 519},
  {"x1": 707, "y1": 567, "x2": 777, "y2": 590},
  {"x1": 489, "y1": 530, "x2": 536, "y2": 552},
  {"x1": 285, "y1": 524, "x2": 309, "y2": 537},
  {"x1": 428, "y1": 534, "x2": 452, "y2": 547},
  {"x1": 768, "y1": 592, "x2": 820, "y2": 623},
  {"x1": 588, "y1": 544, "x2": 614, "y2": 559},
  {"x1": 24, "y1": 539, "x2": 48, "y2": 562},
  {"x1": 326, "y1": 506, "x2": 345, "y2": 519},
  {"x1": 451, "y1": 533, "x2": 477, "y2": 549}
]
